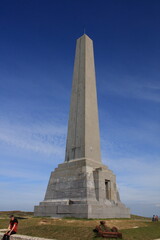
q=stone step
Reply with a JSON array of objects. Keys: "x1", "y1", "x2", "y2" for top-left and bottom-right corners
[{"x1": 0, "y1": 233, "x2": 57, "y2": 240}]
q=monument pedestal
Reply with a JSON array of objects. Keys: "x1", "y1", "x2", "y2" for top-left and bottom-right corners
[{"x1": 34, "y1": 158, "x2": 130, "y2": 218}]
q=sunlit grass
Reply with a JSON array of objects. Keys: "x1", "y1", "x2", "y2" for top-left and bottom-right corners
[{"x1": 0, "y1": 211, "x2": 160, "y2": 240}]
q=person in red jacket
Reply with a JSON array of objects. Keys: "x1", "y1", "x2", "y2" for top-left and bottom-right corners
[{"x1": 2, "y1": 215, "x2": 18, "y2": 240}]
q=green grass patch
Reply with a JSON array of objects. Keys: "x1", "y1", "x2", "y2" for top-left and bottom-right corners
[
  {"x1": 121, "y1": 222, "x2": 160, "y2": 240},
  {"x1": 0, "y1": 211, "x2": 159, "y2": 240}
]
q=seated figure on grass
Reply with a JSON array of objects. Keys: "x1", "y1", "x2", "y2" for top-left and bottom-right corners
[
  {"x1": 94, "y1": 220, "x2": 122, "y2": 239},
  {"x1": 2, "y1": 215, "x2": 18, "y2": 240}
]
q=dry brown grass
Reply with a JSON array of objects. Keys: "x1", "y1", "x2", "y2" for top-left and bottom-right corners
[{"x1": 36, "y1": 217, "x2": 149, "y2": 230}]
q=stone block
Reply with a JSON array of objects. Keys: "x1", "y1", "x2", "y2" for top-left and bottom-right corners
[{"x1": 0, "y1": 233, "x2": 57, "y2": 240}]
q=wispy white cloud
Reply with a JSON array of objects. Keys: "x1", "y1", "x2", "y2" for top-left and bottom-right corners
[
  {"x1": 100, "y1": 108, "x2": 160, "y2": 163},
  {"x1": 0, "y1": 167, "x2": 48, "y2": 181},
  {"x1": 0, "y1": 182, "x2": 46, "y2": 211},
  {"x1": 0, "y1": 120, "x2": 66, "y2": 157},
  {"x1": 120, "y1": 183, "x2": 160, "y2": 203},
  {"x1": 100, "y1": 73, "x2": 160, "y2": 103}
]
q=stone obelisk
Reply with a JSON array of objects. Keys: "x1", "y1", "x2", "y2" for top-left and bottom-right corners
[
  {"x1": 65, "y1": 34, "x2": 101, "y2": 163},
  {"x1": 34, "y1": 34, "x2": 130, "y2": 218}
]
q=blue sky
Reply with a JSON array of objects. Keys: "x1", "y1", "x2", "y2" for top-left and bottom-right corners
[{"x1": 0, "y1": 0, "x2": 160, "y2": 217}]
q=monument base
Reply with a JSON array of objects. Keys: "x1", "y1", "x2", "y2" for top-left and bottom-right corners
[
  {"x1": 34, "y1": 158, "x2": 130, "y2": 218},
  {"x1": 34, "y1": 202, "x2": 130, "y2": 218}
]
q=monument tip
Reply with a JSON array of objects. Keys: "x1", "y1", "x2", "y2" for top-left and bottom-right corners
[{"x1": 79, "y1": 33, "x2": 92, "y2": 40}]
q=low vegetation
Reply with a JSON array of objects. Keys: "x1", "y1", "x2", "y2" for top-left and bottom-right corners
[{"x1": 0, "y1": 211, "x2": 160, "y2": 240}]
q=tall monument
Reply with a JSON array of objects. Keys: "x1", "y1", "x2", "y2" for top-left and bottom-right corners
[{"x1": 34, "y1": 34, "x2": 130, "y2": 218}]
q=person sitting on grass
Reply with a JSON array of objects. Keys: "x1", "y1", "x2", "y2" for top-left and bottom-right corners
[
  {"x1": 94, "y1": 220, "x2": 122, "y2": 239},
  {"x1": 2, "y1": 215, "x2": 18, "y2": 240},
  {"x1": 99, "y1": 221, "x2": 119, "y2": 232}
]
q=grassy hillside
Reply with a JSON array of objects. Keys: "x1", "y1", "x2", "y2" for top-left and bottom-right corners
[
  {"x1": 0, "y1": 211, "x2": 159, "y2": 240},
  {"x1": 0, "y1": 211, "x2": 33, "y2": 218}
]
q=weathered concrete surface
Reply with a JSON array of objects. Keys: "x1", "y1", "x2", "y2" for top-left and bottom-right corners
[
  {"x1": 34, "y1": 158, "x2": 130, "y2": 218},
  {"x1": 65, "y1": 34, "x2": 101, "y2": 163},
  {"x1": 34, "y1": 34, "x2": 130, "y2": 218},
  {"x1": 0, "y1": 233, "x2": 56, "y2": 240}
]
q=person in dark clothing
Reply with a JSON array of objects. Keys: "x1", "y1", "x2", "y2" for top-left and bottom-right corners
[
  {"x1": 152, "y1": 215, "x2": 155, "y2": 222},
  {"x1": 2, "y1": 215, "x2": 18, "y2": 240}
]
